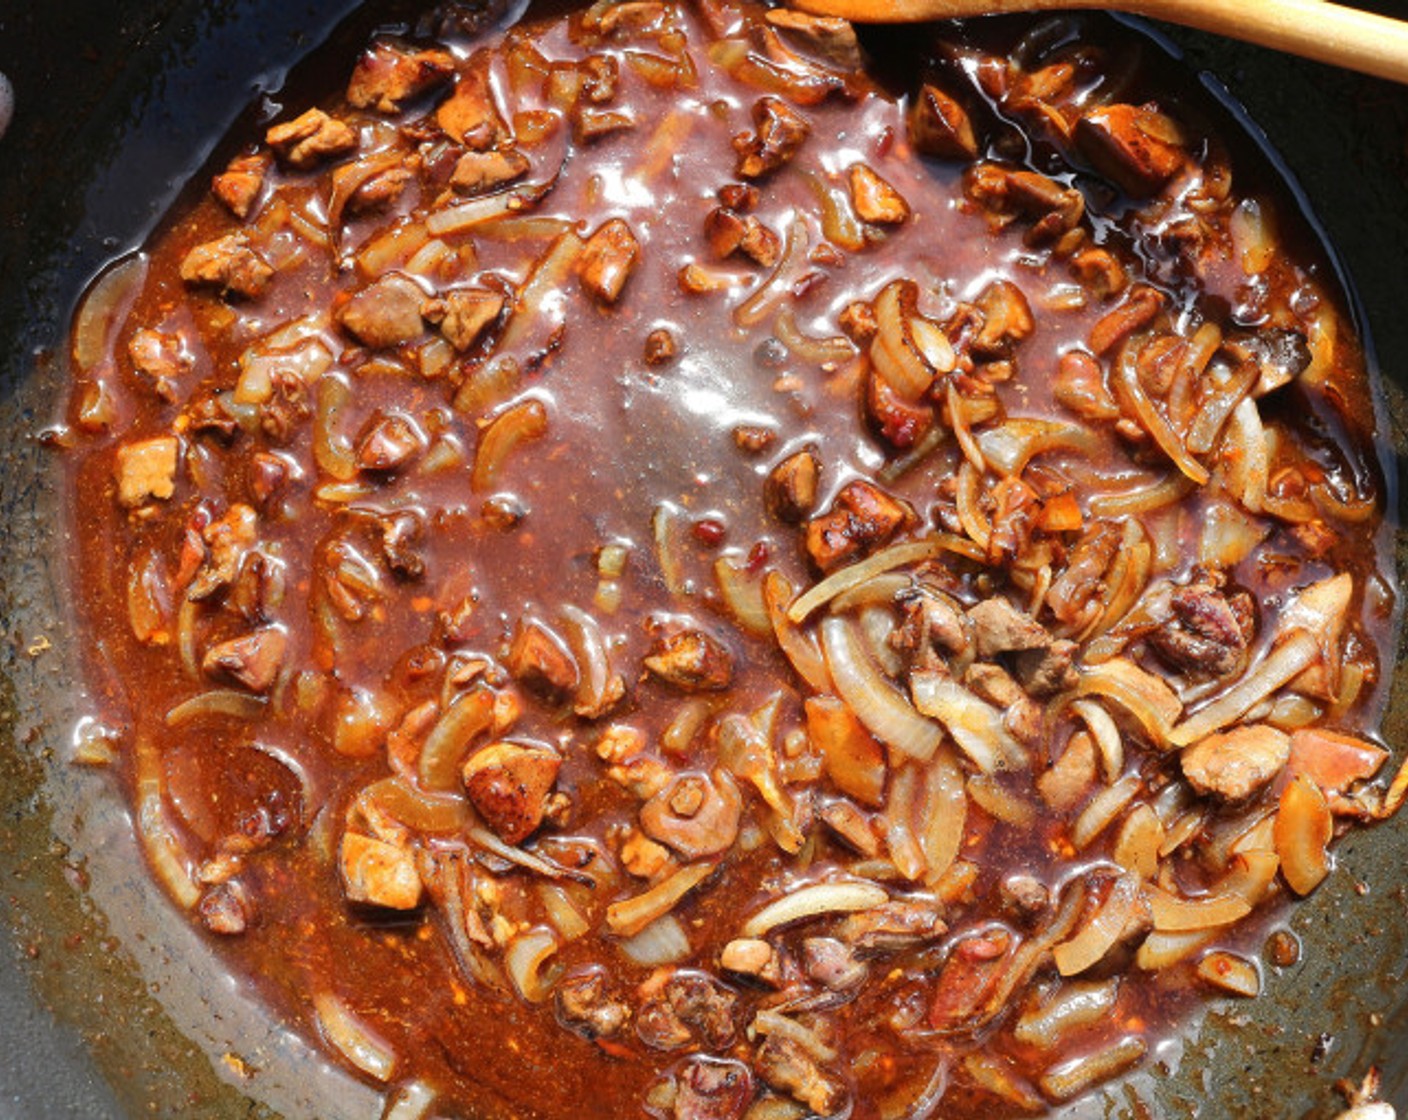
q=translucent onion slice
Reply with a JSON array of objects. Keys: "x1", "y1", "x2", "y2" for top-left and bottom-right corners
[
  {"x1": 418, "y1": 687, "x2": 495, "y2": 791},
  {"x1": 1052, "y1": 872, "x2": 1141, "y2": 976},
  {"x1": 1071, "y1": 699, "x2": 1123, "y2": 782},
  {"x1": 1114, "y1": 338, "x2": 1209, "y2": 484},
  {"x1": 1196, "y1": 950, "x2": 1261, "y2": 997},
  {"x1": 764, "y1": 572, "x2": 832, "y2": 694},
  {"x1": 715, "y1": 555, "x2": 772, "y2": 636},
  {"x1": 1169, "y1": 631, "x2": 1319, "y2": 747},
  {"x1": 976, "y1": 418, "x2": 1102, "y2": 477},
  {"x1": 750, "y1": 1008, "x2": 839, "y2": 1063},
  {"x1": 909, "y1": 670, "x2": 1025, "y2": 773},
  {"x1": 314, "y1": 372, "x2": 358, "y2": 482},
  {"x1": 1112, "y1": 803, "x2": 1164, "y2": 880},
  {"x1": 134, "y1": 737, "x2": 200, "y2": 910},
  {"x1": 1038, "y1": 1036, "x2": 1146, "y2": 1103},
  {"x1": 920, "y1": 746, "x2": 967, "y2": 888},
  {"x1": 560, "y1": 604, "x2": 621, "y2": 718},
  {"x1": 607, "y1": 862, "x2": 714, "y2": 938},
  {"x1": 883, "y1": 764, "x2": 928, "y2": 882},
  {"x1": 164, "y1": 689, "x2": 267, "y2": 727},
  {"x1": 741, "y1": 880, "x2": 889, "y2": 938},
  {"x1": 504, "y1": 927, "x2": 563, "y2": 1003},
  {"x1": 495, "y1": 230, "x2": 585, "y2": 357},
  {"x1": 467, "y1": 826, "x2": 593, "y2": 885},
  {"x1": 1088, "y1": 472, "x2": 1195, "y2": 518},
  {"x1": 1274, "y1": 774, "x2": 1332, "y2": 896},
  {"x1": 73, "y1": 254, "x2": 148, "y2": 372},
  {"x1": 383, "y1": 1081, "x2": 437, "y2": 1120},
  {"x1": 789, "y1": 539, "x2": 959, "y2": 623},
  {"x1": 1148, "y1": 887, "x2": 1251, "y2": 932},
  {"x1": 821, "y1": 618, "x2": 942, "y2": 762},
  {"x1": 1070, "y1": 658, "x2": 1181, "y2": 748},
  {"x1": 363, "y1": 777, "x2": 467, "y2": 833},
  {"x1": 736, "y1": 213, "x2": 809, "y2": 327},
  {"x1": 1224, "y1": 397, "x2": 1269, "y2": 512},
  {"x1": 471, "y1": 397, "x2": 548, "y2": 492},
  {"x1": 1013, "y1": 978, "x2": 1119, "y2": 1049},
  {"x1": 774, "y1": 304, "x2": 856, "y2": 367},
  {"x1": 313, "y1": 992, "x2": 396, "y2": 1082},
  {"x1": 1070, "y1": 774, "x2": 1142, "y2": 850},
  {"x1": 425, "y1": 181, "x2": 554, "y2": 236},
  {"x1": 618, "y1": 913, "x2": 691, "y2": 967}
]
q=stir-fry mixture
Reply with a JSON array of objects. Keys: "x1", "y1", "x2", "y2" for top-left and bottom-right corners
[{"x1": 59, "y1": 2, "x2": 1401, "y2": 1117}]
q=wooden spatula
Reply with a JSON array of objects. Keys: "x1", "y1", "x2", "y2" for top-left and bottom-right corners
[{"x1": 791, "y1": 0, "x2": 1408, "y2": 84}]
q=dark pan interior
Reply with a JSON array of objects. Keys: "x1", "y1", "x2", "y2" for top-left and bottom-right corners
[{"x1": 1, "y1": 2, "x2": 1407, "y2": 1117}]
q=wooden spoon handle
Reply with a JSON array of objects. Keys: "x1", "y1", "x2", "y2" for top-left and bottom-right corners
[{"x1": 794, "y1": 0, "x2": 1408, "y2": 84}]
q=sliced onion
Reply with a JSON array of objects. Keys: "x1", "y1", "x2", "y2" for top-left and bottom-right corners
[
  {"x1": 1196, "y1": 950, "x2": 1261, "y2": 997},
  {"x1": 471, "y1": 397, "x2": 548, "y2": 492},
  {"x1": 1070, "y1": 774, "x2": 1142, "y2": 850},
  {"x1": 800, "y1": 169, "x2": 866, "y2": 252},
  {"x1": 314, "y1": 372, "x2": 358, "y2": 482},
  {"x1": 764, "y1": 572, "x2": 832, "y2": 694},
  {"x1": 607, "y1": 862, "x2": 714, "y2": 938},
  {"x1": 425, "y1": 181, "x2": 554, "y2": 236},
  {"x1": 1112, "y1": 804, "x2": 1163, "y2": 880},
  {"x1": 920, "y1": 746, "x2": 967, "y2": 887},
  {"x1": 741, "y1": 879, "x2": 889, "y2": 938},
  {"x1": 560, "y1": 604, "x2": 621, "y2": 718},
  {"x1": 821, "y1": 617, "x2": 942, "y2": 762},
  {"x1": 1052, "y1": 872, "x2": 1141, "y2": 976},
  {"x1": 1071, "y1": 658, "x2": 1181, "y2": 747},
  {"x1": 661, "y1": 698, "x2": 717, "y2": 755},
  {"x1": 1148, "y1": 887, "x2": 1250, "y2": 932},
  {"x1": 73, "y1": 254, "x2": 148, "y2": 372},
  {"x1": 418, "y1": 688, "x2": 495, "y2": 791},
  {"x1": 1038, "y1": 1036, "x2": 1146, "y2": 1102},
  {"x1": 313, "y1": 992, "x2": 396, "y2": 1082},
  {"x1": 966, "y1": 773, "x2": 1035, "y2": 826},
  {"x1": 1199, "y1": 499, "x2": 1269, "y2": 568},
  {"x1": 164, "y1": 689, "x2": 267, "y2": 727},
  {"x1": 1013, "y1": 978, "x2": 1119, "y2": 1048},
  {"x1": 1185, "y1": 354, "x2": 1258, "y2": 454},
  {"x1": 363, "y1": 777, "x2": 467, "y2": 833},
  {"x1": 495, "y1": 229, "x2": 585, "y2": 357},
  {"x1": 618, "y1": 913, "x2": 692, "y2": 966},
  {"x1": 1071, "y1": 699, "x2": 1123, "y2": 783},
  {"x1": 1088, "y1": 472, "x2": 1195, "y2": 518},
  {"x1": 715, "y1": 555, "x2": 771, "y2": 636},
  {"x1": 884, "y1": 764, "x2": 927, "y2": 881},
  {"x1": 1168, "y1": 630, "x2": 1319, "y2": 747},
  {"x1": 327, "y1": 149, "x2": 406, "y2": 250},
  {"x1": 775, "y1": 305, "x2": 856, "y2": 367},
  {"x1": 735, "y1": 213, "x2": 809, "y2": 327},
  {"x1": 749, "y1": 1008, "x2": 838, "y2": 1063},
  {"x1": 909, "y1": 670, "x2": 1025, "y2": 773},
  {"x1": 976, "y1": 418, "x2": 1103, "y2": 477},
  {"x1": 829, "y1": 573, "x2": 912, "y2": 615},
  {"x1": 1274, "y1": 774, "x2": 1332, "y2": 896},
  {"x1": 790, "y1": 537, "x2": 978, "y2": 624},
  {"x1": 1114, "y1": 338, "x2": 1209, "y2": 484},
  {"x1": 653, "y1": 502, "x2": 689, "y2": 598},
  {"x1": 1223, "y1": 397, "x2": 1269, "y2": 512},
  {"x1": 504, "y1": 927, "x2": 563, "y2": 1003},
  {"x1": 134, "y1": 737, "x2": 200, "y2": 909},
  {"x1": 954, "y1": 460, "x2": 992, "y2": 550},
  {"x1": 383, "y1": 1081, "x2": 437, "y2": 1120},
  {"x1": 467, "y1": 826, "x2": 593, "y2": 886}
]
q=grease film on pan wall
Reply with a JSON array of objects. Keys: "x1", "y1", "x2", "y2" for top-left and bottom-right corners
[{"x1": 2, "y1": 1, "x2": 1408, "y2": 1119}]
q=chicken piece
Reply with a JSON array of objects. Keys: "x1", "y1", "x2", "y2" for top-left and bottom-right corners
[
  {"x1": 1087, "y1": 285, "x2": 1165, "y2": 356},
  {"x1": 462, "y1": 740, "x2": 562, "y2": 844},
  {"x1": 347, "y1": 42, "x2": 455, "y2": 113},
  {"x1": 127, "y1": 328, "x2": 190, "y2": 402},
  {"x1": 114, "y1": 435, "x2": 179, "y2": 508},
  {"x1": 450, "y1": 148, "x2": 530, "y2": 195},
  {"x1": 198, "y1": 881, "x2": 252, "y2": 935},
  {"x1": 578, "y1": 218, "x2": 640, "y2": 305},
  {"x1": 507, "y1": 619, "x2": 580, "y2": 699},
  {"x1": 645, "y1": 328, "x2": 678, "y2": 366},
  {"x1": 909, "y1": 83, "x2": 978, "y2": 160},
  {"x1": 764, "y1": 10, "x2": 861, "y2": 70},
  {"x1": 674, "y1": 1058, "x2": 755, "y2": 1120},
  {"x1": 803, "y1": 937, "x2": 868, "y2": 990},
  {"x1": 202, "y1": 627, "x2": 287, "y2": 693},
  {"x1": 893, "y1": 585, "x2": 972, "y2": 667},
  {"x1": 804, "y1": 480, "x2": 913, "y2": 572},
  {"x1": 836, "y1": 897, "x2": 946, "y2": 953},
  {"x1": 817, "y1": 799, "x2": 881, "y2": 857},
  {"x1": 1181, "y1": 724, "x2": 1291, "y2": 801},
  {"x1": 971, "y1": 279, "x2": 1034, "y2": 357},
  {"x1": 1070, "y1": 246, "x2": 1128, "y2": 300},
  {"x1": 1037, "y1": 729, "x2": 1098, "y2": 811},
  {"x1": 999, "y1": 874, "x2": 1049, "y2": 925},
  {"x1": 341, "y1": 161, "x2": 413, "y2": 215},
  {"x1": 337, "y1": 273, "x2": 427, "y2": 348},
  {"x1": 620, "y1": 829, "x2": 675, "y2": 879},
  {"x1": 755, "y1": 1036, "x2": 845, "y2": 1116},
  {"x1": 423, "y1": 287, "x2": 504, "y2": 352},
  {"x1": 964, "y1": 663, "x2": 1043, "y2": 746},
  {"x1": 965, "y1": 164, "x2": 1083, "y2": 245},
  {"x1": 340, "y1": 831, "x2": 423, "y2": 910},
  {"x1": 1076, "y1": 103, "x2": 1186, "y2": 198},
  {"x1": 848, "y1": 164, "x2": 909, "y2": 224},
  {"x1": 356, "y1": 411, "x2": 425, "y2": 472},
  {"x1": 704, "y1": 208, "x2": 780, "y2": 266},
  {"x1": 179, "y1": 234, "x2": 274, "y2": 299},
  {"x1": 765, "y1": 447, "x2": 820, "y2": 523},
  {"x1": 1148, "y1": 570, "x2": 1255, "y2": 678},
  {"x1": 1287, "y1": 728, "x2": 1388, "y2": 796},
  {"x1": 644, "y1": 626, "x2": 734, "y2": 692},
  {"x1": 266, "y1": 108, "x2": 357, "y2": 169},
  {"x1": 211, "y1": 153, "x2": 270, "y2": 220},
  {"x1": 966, "y1": 597, "x2": 1050, "y2": 658},
  {"x1": 555, "y1": 968, "x2": 630, "y2": 1039},
  {"x1": 437, "y1": 55, "x2": 509, "y2": 149},
  {"x1": 637, "y1": 971, "x2": 738, "y2": 1051},
  {"x1": 733, "y1": 96, "x2": 810, "y2": 179},
  {"x1": 640, "y1": 770, "x2": 743, "y2": 859},
  {"x1": 1053, "y1": 349, "x2": 1119, "y2": 421}
]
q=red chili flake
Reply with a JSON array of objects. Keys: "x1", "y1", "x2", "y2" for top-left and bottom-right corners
[{"x1": 746, "y1": 540, "x2": 771, "y2": 572}]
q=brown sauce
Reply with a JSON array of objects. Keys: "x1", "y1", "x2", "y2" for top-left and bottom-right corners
[{"x1": 58, "y1": 3, "x2": 1398, "y2": 1118}]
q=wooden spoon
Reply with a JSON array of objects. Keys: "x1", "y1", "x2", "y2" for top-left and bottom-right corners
[{"x1": 791, "y1": 0, "x2": 1408, "y2": 84}]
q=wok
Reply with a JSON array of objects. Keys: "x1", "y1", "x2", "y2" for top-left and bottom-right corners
[{"x1": 1, "y1": 2, "x2": 1406, "y2": 1117}]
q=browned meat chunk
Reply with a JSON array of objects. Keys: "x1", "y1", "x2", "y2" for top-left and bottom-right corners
[
  {"x1": 340, "y1": 831, "x2": 422, "y2": 910},
  {"x1": 211, "y1": 153, "x2": 270, "y2": 219},
  {"x1": 336, "y1": 160, "x2": 413, "y2": 215},
  {"x1": 198, "y1": 882, "x2": 251, "y2": 935},
  {"x1": 1087, "y1": 284, "x2": 1164, "y2": 355},
  {"x1": 849, "y1": 164, "x2": 909, "y2": 224},
  {"x1": 704, "y1": 208, "x2": 780, "y2": 266},
  {"x1": 817, "y1": 798, "x2": 880, "y2": 856},
  {"x1": 802, "y1": 937, "x2": 867, "y2": 990},
  {"x1": 461, "y1": 740, "x2": 561, "y2": 843},
  {"x1": 909, "y1": 83, "x2": 978, "y2": 160},
  {"x1": 734, "y1": 97, "x2": 810, "y2": 179},
  {"x1": 645, "y1": 328, "x2": 678, "y2": 366},
  {"x1": 437, "y1": 55, "x2": 509, "y2": 149},
  {"x1": 866, "y1": 372, "x2": 934, "y2": 450},
  {"x1": 999, "y1": 874, "x2": 1049, "y2": 924},
  {"x1": 127, "y1": 328, "x2": 189, "y2": 402},
  {"x1": 555, "y1": 967, "x2": 630, "y2": 1039},
  {"x1": 266, "y1": 108, "x2": 357, "y2": 169},
  {"x1": 838, "y1": 299, "x2": 877, "y2": 344},
  {"x1": 928, "y1": 927, "x2": 1012, "y2": 1032},
  {"x1": 114, "y1": 435, "x2": 179, "y2": 508},
  {"x1": 804, "y1": 480, "x2": 913, "y2": 571},
  {"x1": 337, "y1": 273, "x2": 427, "y2": 348},
  {"x1": 673, "y1": 1057, "x2": 754, "y2": 1120},
  {"x1": 755, "y1": 1036, "x2": 845, "y2": 1116},
  {"x1": 1053, "y1": 349, "x2": 1119, "y2": 421},
  {"x1": 971, "y1": 279, "x2": 1034, "y2": 357},
  {"x1": 202, "y1": 626, "x2": 288, "y2": 693},
  {"x1": 967, "y1": 597, "x2": 1050, "y2": 658},
  {"x1": 376, "y1": 509, "x2": 425, "y2": 579},
  {"x1": 894, "y1": 586, "x2": 972, "y2": 665},
  {"x1": 765, "y1": 447, "x2": 820, "y2": 523},
  {"x1": 347, "y1": 42, "x2": 455, "y2": 113},
  {"x1": 1047, "y1": 521, "x2": 1121, "y2": 628},
  {"x1": 188, "y1": 503, "x2": 259, "y2": 599},
  {"x1": 764, "y1": 10, "x2": 862, "y2": 70},
  {"x1": 507, "y1": 619, "x2": 580, "y2": 699},
  {"x1": 450, "y1": 148, "x2": 530, "y2": 195},
  {"x1": 640, "y1": 770, "x2": 743, "y2": 859},
  {"x1": 966, "y1": 164, "x2": 1083, "y2": 245},
  {"x1": 965, "y1": 663, "x2": 1042, "y2": 746},
  {"x1": 1181, "y1": 724, "x2": 1290, "y2": 801},
  {"x1": 1148, "y1": 570, "x2": 1255, "y2": 677},
  {"x1": 179, "y1": 234, "x2": 273, "y2": 299},
  {"x1": 1076, "y1": 103, "x2": 1186, "y2": 198},
  {"x1": 1037, "y1": 729, "x2": 1097, "y2": 810},
  {"x1": 423, "y1": 287, "x2": 504, "y2": 352},
  {"x1": 836, "y1": 898, "x2": 946, "y2": 953},
  {"x1": 356, "y1": 411, "x2": 425, "y2": 472},
  {"x1": 578, "y1": 218, "x2": 640, "y2": 304},
  {"x1": 637, "y1": 970, "x2": 737, "y2": 1051},
  {"x1": 644, "y1": 626, "x2": 734, "y2": 691},
  {"x1": 1013, "y1": 638, "x2": 1079, "y2": 698}
]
